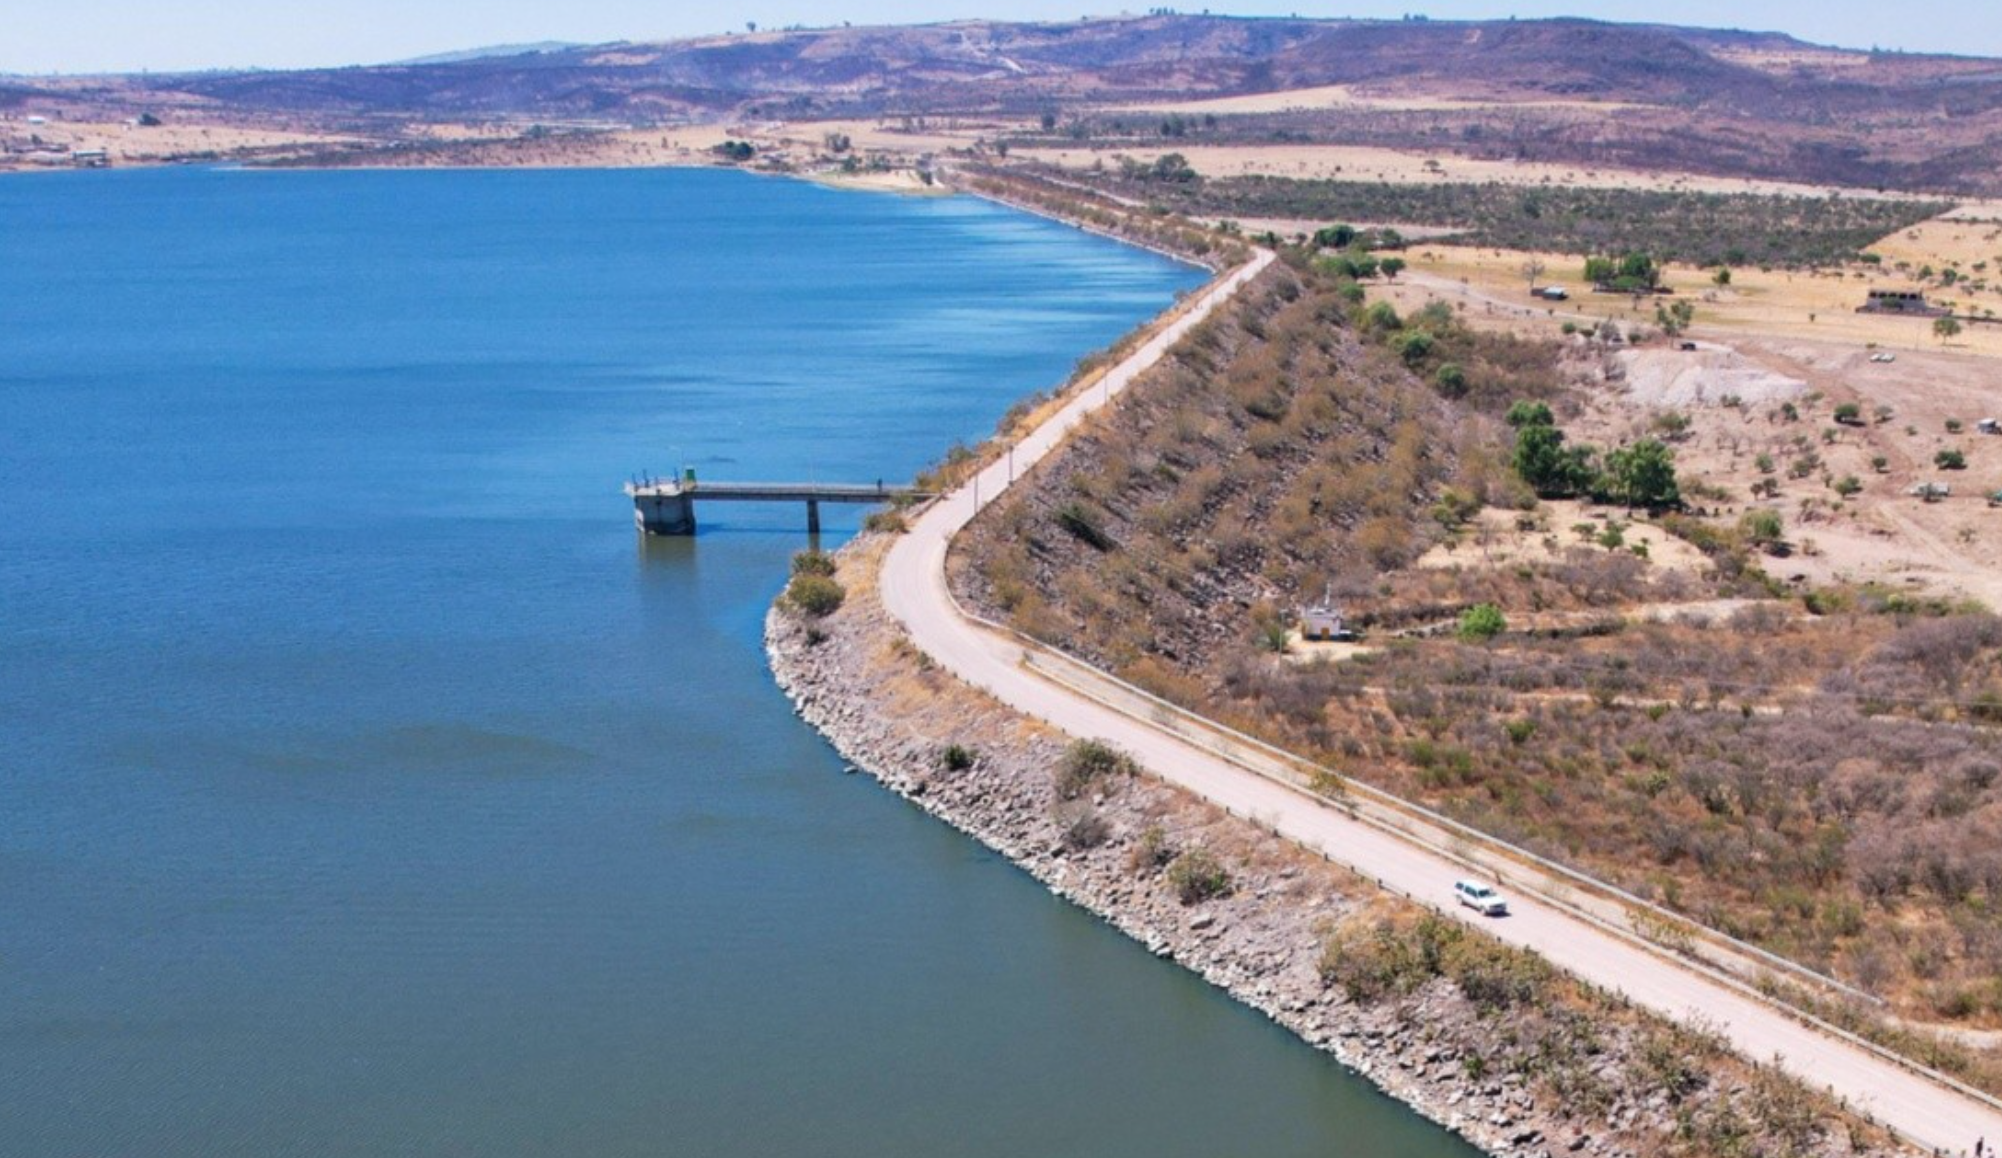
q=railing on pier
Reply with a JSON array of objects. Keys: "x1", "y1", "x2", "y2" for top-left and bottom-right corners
[{"x1": 623, "y1": 477, "x2": 928, "y2": 535}]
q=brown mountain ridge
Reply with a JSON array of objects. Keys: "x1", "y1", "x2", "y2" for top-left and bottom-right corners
[{"x1": 11, "y1": 15, "x2": 2002, "y2": 192}]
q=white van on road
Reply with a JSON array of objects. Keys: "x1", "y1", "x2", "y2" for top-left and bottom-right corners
[{"x1": 1454, "y1": 879, "x2": 1508, "y2": 916}]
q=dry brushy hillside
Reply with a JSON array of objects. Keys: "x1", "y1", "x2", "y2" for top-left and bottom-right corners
[
  {"x1": 954, "y1": 251, "x2": 2002, "y2": 1072},
  {"x1": 953, "y1": 258, "x2": 1478, "y2": 672}
]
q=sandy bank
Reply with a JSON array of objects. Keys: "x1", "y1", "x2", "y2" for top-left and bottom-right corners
[{"x1": 803, "y1": 168, "x2": 949, "y2": 196}]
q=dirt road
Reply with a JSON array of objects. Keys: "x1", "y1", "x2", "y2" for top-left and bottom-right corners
[{"x1": 879, "y1": 249, "x2": 2002, "y2": 1153}]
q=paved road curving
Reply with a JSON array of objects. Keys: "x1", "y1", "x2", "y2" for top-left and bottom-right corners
[{"x1": 879, "y1": 249, "x2": 2002, "y2": 1154}]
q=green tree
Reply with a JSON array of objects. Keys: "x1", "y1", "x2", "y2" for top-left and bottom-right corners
[
  {"x1": 1314, "y1": 223, "x2": 1359, "y2": 250},
  {"x1": 1505, "y1": 400, "x2": 1554, "y2": 428},
  {"x1": 1379, "y1": 256, "x2": 1407, "y2": 280},
  {"x1": 1512, "y1": 421, "x2": 1597, "y2": 498},
  {"x1": 1935, "y1": 316, "x2": 1964, "y2": 344},
  {"x1": 1390, "y1": 329, "x2": 1434, "y2": 367},
  {"x1": 1586, "y1": 252, "x2": 1660, "y2": 293},
  {"x1": 1458, "y1": 603, "x2": 1507, "y2": 642},
  {"x1": 1620, "y1": 252, "x2": 1660, "y2": 289},
  {"x1": 1740, "y1": 509, "x2": 1785, "y2": 552},
  {"x1": 1601, "y1": 440, "x2": 1681, "y2": 511},
  {"x1": 1434, "y1": 363, "x2": 1467, "y2": 398},
  {"x1": 1149, "y1": 153, "x2": 1196, "y2": 183},
  {"x1": 1655, "y1": 299, "x2": 1695, "y2": 336},
  {"x1": 1362, "y1": 301, "x2": 1402, "y2": 332},
  {"x1": 1936, "y1": 448, "x2": 1968, "y2": 470}
]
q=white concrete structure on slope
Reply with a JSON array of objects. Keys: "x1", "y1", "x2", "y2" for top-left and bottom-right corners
[{"x1": 878, "y1": 247, "x2": 2002, "y2": 1154}]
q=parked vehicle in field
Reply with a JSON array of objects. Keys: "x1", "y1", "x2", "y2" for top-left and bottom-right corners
[
  {"x1": 1454, "y1": 879, "x2": 1509, "y2": 916},
  {"x1": 1869, "y1": 351, "x2": 1898, "y2": 363}
]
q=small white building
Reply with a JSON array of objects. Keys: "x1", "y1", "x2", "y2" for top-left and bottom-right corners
[{"x1": 1300, "y1": 600, "x2": 1352, "y2": 642}]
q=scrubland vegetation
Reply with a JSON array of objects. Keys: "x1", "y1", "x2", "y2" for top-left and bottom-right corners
[
  {"x1": 955, "y1": 256, "x2": 1479, "y2": 665},
  {"x1": 1247, "y1": 611, "x2": 2002, "y2": 1035},
  {"x1": 961, "y1": 167, "x2": 1250, "y2": 269},
  {"x1": 1320, "y1": 900, "x2": 1857, "y2": 1158},
  {"x1": 955, "y1": 237, "x2": 2002, "y2": 1067},
  {"x1": 780, "y1": 531, "x2": 1904, "y2": 1158},
  {"x1": 784, "y1": 550, "x2": 846, "y2": 618},
  {"x1": 1107, "y1": 174, "x2": 1949, "y2": 267}
]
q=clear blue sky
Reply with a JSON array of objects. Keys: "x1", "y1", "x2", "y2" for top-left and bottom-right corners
[{"x1": 7, "y1": 1, "x2": 2000, "y2": 75}]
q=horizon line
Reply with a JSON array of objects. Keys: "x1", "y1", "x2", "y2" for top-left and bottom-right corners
[{"x1": 0, "y1": 11, "x2": 1986, "y2": 82}]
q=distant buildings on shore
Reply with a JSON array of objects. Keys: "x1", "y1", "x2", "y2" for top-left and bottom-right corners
[{"x1": 1859, "y1": 286, "x2": 1944, "y2": 316}]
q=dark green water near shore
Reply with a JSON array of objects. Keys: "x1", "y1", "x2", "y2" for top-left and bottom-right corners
[{"x1": 0, "y1": 167, "x2": 1477, "y2": 1156}]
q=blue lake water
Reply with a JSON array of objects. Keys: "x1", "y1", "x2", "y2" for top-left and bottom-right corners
[{"x1": 0, "y1": 166, "x2": 1475, "y2": 1156}]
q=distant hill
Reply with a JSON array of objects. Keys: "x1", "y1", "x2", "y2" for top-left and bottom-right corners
[
  {"x1": 145, "y1": 16, "x2": 2002, "y2": 119},
  {"x1": 390, "y1": 42, "x2": 582, "y2": 67},
  {"x1": 16, "y1": 15, "x2": 2002, "y2": 191}
]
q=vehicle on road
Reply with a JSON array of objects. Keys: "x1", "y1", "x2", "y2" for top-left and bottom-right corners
[
  {"x1": 1454, "y1": 879, "x2": 1509, "y2": 916},
  {"x1": 1870, "y1": 351, "x2": 1898, "y2": 363}
]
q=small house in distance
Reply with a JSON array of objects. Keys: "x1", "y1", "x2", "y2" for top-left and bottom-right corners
[
  {"x1": 1300, "y1": 598, "x2": 1353, "y2": 642},
  {"x1": 1860, "y1": 287, "x2": 1945, "y2": 316}
]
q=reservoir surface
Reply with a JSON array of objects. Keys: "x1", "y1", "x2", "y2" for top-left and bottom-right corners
[{"x1": 0, "y1": 167, "x2": 1476, "y2": 1157}]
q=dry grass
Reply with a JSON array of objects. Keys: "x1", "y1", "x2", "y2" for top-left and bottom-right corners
[
  {"x1": 799, "y1": 524, "x2": 1911, "y2": 1154},
  {"x1": 1393, "y1": 230, "x2": 2002, "y2": 359},
  {"x1": 1093, "y1": 83, "x2": 1655, "y2": 116},
  {"x1": 0, "y1": 117, "x2": 362, "y2": 168},
  {"x1": 1012, "y1": 142, "x2": 1902, "y2": 198},
  {"x1": 950, "y1": 236, "x2": 2002, "y2": 1063}
]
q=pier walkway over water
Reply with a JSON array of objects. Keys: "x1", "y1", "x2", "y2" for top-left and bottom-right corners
[{"x1": 625, "y1": 476, "x2": 928, "y2": 535}]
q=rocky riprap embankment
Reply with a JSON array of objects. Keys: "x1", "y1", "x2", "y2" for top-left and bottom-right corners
[{"x1": 766, "y1": 536, "x2": 1903, "y2": 1158}]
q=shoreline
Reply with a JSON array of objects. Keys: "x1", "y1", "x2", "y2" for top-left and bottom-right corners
[
  {"x1": 760, "y1": 199, "x2": 1916, "y2": 1154},
  {"x1": 765, "y1": 529, "x2": 1908, "y2": 1158},
  {"x1": 961, "y1": 180, "x2": 1221, "y2": 270},
  {"x1": 762, "y1": 544, "x2": 1584, "y2": 1158}
]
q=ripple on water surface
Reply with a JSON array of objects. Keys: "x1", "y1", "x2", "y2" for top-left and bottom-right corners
[{"x1": 0, "y1": 167, "x2": 1474, "y2": 1158}]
